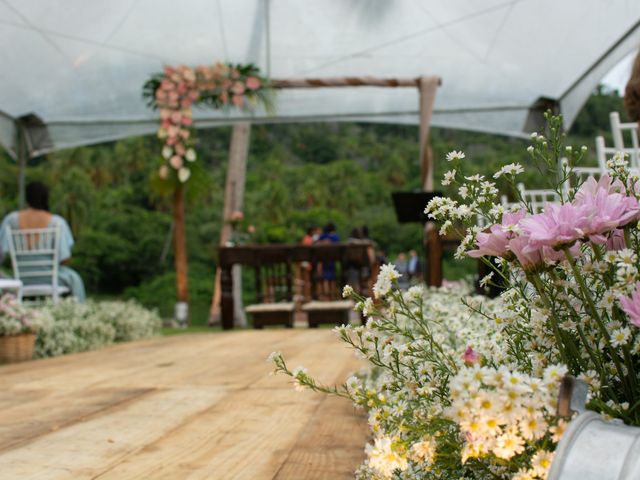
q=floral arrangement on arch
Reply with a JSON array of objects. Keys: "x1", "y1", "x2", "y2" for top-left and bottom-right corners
[
  {"x1": 270, "y1": 113, "x2": 640, "y2": 479},
  {"x1": 143, "y1": 62, "x2": 272, "y2": 184}
]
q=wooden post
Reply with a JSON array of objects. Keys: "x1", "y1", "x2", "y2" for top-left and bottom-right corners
[
  {"x1": 220, "y1": 263, "x2": 234, "y2": 330},
  {"x1": 418, "y1": 76, "x2": 440, "y2": 287},
  {"x1": 425, "y1": 223, "x2": 443, "y2": 287},
  {"x1": 209, "y1": 122, "x2": 251, "y2": 327},
  {"x1": 173, "y1": 186, "x2": 189, "y2": 324},
  {"x1": 418, "y1": 76, "x2": 439, "y2": 191}
]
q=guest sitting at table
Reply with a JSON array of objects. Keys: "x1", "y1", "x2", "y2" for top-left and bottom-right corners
[{"x1": 0, "y1": 181, "x2": 86, "y2": 302}]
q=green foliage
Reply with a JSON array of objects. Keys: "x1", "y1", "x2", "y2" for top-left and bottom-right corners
[{"x1": 123, "y1": 264, "x2": 216, "y2": 326}]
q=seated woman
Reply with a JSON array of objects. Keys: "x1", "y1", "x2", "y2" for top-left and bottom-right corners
[{"x1": 0, "y1": 182, "x2": 86, "y2": 302}]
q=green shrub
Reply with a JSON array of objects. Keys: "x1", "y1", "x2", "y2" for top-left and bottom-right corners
[{"x1": 123, "y1": 264, "x2": 215, "y2": 325}]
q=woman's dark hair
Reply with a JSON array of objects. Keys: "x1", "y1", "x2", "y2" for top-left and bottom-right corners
[
  {"x1": 25, "y1": 181, "x2": 50, "y2": 211},
  {"x1": 323, "y1": 222, "x2": 336, "y2": 233},
  {"x1": 306, "y1": 226, "x2": 318, "y2": 235}
]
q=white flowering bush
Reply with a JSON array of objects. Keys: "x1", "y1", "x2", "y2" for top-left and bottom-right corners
[
  {"x1": 34, "y1": 299, "x2": 161, "y2": 358},
  {"x1": 0, "y1": 293, "x2": 44, "y2": 336},
  {"x1": 269, "y1": 113, "x2": 640, "y2": 479},
  {"x1": 271, "y1": 281, "x2": 564, "y2": 479},
  {"x1": 426, "y1": 114, "x2": 640, "y2": 423}
]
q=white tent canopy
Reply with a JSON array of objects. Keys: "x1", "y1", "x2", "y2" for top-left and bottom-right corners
[{"x1": 1, "y1": 0, "x2": 640, "y2": 158}]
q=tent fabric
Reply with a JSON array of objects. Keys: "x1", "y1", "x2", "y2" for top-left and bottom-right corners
[{"x1": 1, "y1": 0, "x2": 640, "y2": 157}]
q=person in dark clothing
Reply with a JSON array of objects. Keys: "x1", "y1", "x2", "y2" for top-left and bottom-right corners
[
  {"x1": 317, "y1": 223, "x2": 340, "y2": 299},
  {"x1": 407, "y1": 249, "x2": 422, "y2": 283}
]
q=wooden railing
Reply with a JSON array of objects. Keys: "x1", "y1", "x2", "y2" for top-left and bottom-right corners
[{"x1": 218, "y1": 242, "x2": 373, "y2": 329}]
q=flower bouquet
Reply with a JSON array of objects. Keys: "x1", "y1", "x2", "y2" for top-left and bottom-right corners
[
  {"x1": 270, "y1": 113, "x2": 640, "y2": 479},
  {"x1": 0, "y1": 293, "x2": 42, "y2": 363}
]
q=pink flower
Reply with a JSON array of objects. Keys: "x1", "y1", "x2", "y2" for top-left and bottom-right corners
[
  {"x1": 160, "y1": 79, "x2": 174, "y2": 91},
  {"x1": 463, "y1": 346, "x2": 480, "y2": 365},
  {"x1": 167, "y1": 126, "x2": 178, "y2": 138},
  {"x1": 232, "y1": 81, "x2": 246, "y2": 95},
  {"x1": 169, "y1": 155, "x2": 183, "y2": 169},
  {"x1": 232, "y1": 94, "x2": 244, "y2": 107},
  {"x1": 158, "y1": 165, "x2": 169, "y2": 179},
  {"x1": 520, "y1": 203, "x2": 589, "y2": 249},
  {"x1": 467, "y1": 210, "x2": 526, "y2": 258},
  {"x1": 619, "y1": 282, "x2": 640, "y2": 327},
  {"x1": 575, "y1": 175, "x2": 625, "y2": 197},
  {"x1": 508, "y1": 234, "x2": 543, "y2": 271},
  {"x1": 607, "y1": 229, "x2": 626, "y2": 251},
  {"x1": 229, "y1": 210, "x2": 244, "y2": 222},
  {"x1": 246, "y1": 76, "x2": 261, "y2": 90},
  {"x1": 574, "y1": 178, "x2": 640, "y2": 240},
  {"x1": 541, "y1": 243, "x2": 582, "y2": 264}
]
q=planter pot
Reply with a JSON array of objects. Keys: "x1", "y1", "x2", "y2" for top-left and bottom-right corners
[
  {"x1": 548, "y1": 411, "x2": 640, "y2": 480},
  {"x1": 0, "y1": 333, "x2": 36, "y2": 364}
]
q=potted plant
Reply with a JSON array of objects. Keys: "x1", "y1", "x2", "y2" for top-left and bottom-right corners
[{"x1": 0, "y1": 294, "x2": 40, "y2": 363}]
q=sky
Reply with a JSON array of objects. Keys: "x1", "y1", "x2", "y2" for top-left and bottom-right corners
[{"x1": 602, "y1": 52, "x2": 634, "y2": 93}]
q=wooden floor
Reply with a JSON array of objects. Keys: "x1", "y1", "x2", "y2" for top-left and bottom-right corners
[{"x1": 0, "y1": 330, "x2": 368, "y2": 479}]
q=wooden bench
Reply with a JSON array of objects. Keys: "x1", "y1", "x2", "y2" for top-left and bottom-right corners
[
  {"x1": 245, "y1": 302, "x2": 295, "y2": 329},
  {"x1": 302, "y1": 300, "x2": 355, "y2": 328}
]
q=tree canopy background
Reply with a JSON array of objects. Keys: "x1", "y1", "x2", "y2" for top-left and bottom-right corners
[{"x1": 0, "y1": 89, "x2": 627, "y2": 325}]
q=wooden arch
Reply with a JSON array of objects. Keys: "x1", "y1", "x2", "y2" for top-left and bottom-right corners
[{"x1": 209, "y1": 75, "x2": 442, "y2": 326}]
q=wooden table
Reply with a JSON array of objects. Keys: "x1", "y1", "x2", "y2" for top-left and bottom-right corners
[
  {"x1": 218, "y1": 243, "x2": 373, "y2": 329},
  {"x1": 0, "y1": 330, "x2": 368, "y2": 479}
]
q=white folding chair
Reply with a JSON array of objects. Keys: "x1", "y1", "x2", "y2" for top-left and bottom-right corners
[
  {"x1": 516, "y1": 183, "x2": 559, "y2": 213},
  {"x1": 596, "y1": 134, "x2": 640, "y2": 176},
  {"x1": 610, "y1": 112, "x2": 640, "y2": 169},
  {"x1": 6, "y1": 226, "x2": 69, "y2": 303}
]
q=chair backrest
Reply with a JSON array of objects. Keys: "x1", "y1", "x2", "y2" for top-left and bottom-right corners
[
  {"x1": 596, "y1": 133, "x2": 640, "y2": 177},
  {"x1": 610, "y1": 112, "x2": 640, "y2": 169},
  {"x1": 6, "y1": 226, "x2": 61, "y2": 300},
  {"x1": 595, "y1": 135, "x2": 619, "y2": 171},
  {"x1": 516, "y1": 183, "x2": 559, "y2": 213}
]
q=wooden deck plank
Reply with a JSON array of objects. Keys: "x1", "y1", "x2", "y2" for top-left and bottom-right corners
[{"x1": 0, "y1": 330, "x2": 367, "y2": 479}]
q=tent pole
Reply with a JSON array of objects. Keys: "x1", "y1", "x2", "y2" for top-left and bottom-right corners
[
  {"x1": 17, "y1": 126, "x2": 27, "y2": 209},
  {"x1": 209, "y1": 122, "x2": 251, "y2": 327}
]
